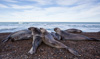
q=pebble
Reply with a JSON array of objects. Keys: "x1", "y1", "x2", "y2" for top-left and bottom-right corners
[{"x1": 74, "y1": 57, "x2": 78, "y2": 59}]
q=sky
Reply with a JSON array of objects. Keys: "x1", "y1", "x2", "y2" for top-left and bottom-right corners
[{"x1": 0, "y1": 0, "x2": 100, "y2": 22}]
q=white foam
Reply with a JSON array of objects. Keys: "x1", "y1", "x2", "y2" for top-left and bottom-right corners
[{"x1": 0, "y1": 22, "x2": 100, "y2": 33}]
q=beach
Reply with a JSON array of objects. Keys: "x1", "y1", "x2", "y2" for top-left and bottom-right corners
[
  {"x1": 0, "y1": 32, "x2": 100, "y2": 59},
  {"x1": 0, "y1": 0, "x2": 100, "y2": 58}
]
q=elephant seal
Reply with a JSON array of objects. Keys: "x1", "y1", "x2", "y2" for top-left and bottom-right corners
[
  {"x1": 40, "y1": 28, "x2": 80, "y2": 56},
  {"x1": 51, "y1": 32, "x2": 61, "y2": 40},
  {"x1": 2, "y1": 29, "x2": 32, "y2": 43},
  {"x1": 54, "y1": 27, "x2": 100, "y2": 41},
  {"x1": 28, "y1": 27, "x2": 42, "y2": 54},
  {"x1": 65, "y1": 28, "x2": 82, "y2": 33}
]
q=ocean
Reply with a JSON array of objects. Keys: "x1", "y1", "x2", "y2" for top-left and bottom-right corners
[{"x1": 0, "y1": 22, "x2": 100, "y2": 33}]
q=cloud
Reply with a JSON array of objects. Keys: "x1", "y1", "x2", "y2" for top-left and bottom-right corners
[
  {"x1": 0, "y1": 4, "x2": 35, "y2": 9},
  {"x1": 56, "y1": 0, "x2": 99, "y2": 6},
  {"x1": 3, "y1": 0, "x2": 18, "y2": 2},
  {"x1": 28, "y1": 0, "x2": 53, "y2": 5},
  {"x1": 0, "y1": 0, "x2": 100, "y2": 22},
  {"x1": 10, "y1": 4, "x2": 34, "y2": 9},
  {"x1": 56, "y1": 0, "x2": 78, "y2": 5},
  {"x1": 0, "y1": 4, "x2": 9, "y2": 8},
  {"x1": 1, "y1": 2, "x2": 99, "y2": 22},
  {"x1": 26, "y1": 0, "x2": 99, "y2": 6}
]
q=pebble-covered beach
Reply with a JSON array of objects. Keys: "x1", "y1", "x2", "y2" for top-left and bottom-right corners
[{"x1": 0, "y1": 32, "x2": 100, "y2": 59}]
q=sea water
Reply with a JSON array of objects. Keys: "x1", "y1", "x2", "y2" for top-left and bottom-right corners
[{"x1": 0, "y1": 22, "x2": 100, "y2": 33}]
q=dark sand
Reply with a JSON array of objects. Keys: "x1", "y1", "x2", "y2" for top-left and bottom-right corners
[{"x1": 0, "y1": 32, "x2": 100, "y2": 59}]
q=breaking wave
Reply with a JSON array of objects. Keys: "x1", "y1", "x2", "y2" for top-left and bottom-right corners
[{"x1": 0, "y1": 22, "x2": 100, "y2": 33}]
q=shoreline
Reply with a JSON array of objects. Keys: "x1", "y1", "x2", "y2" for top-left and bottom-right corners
[{"x1": 0, "y1": 32, "x2": 100, "y2": 59}]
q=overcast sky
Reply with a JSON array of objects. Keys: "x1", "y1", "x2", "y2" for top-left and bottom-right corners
[{"x1": 0, "y1": 0, "x2": 100, "y2": 22}]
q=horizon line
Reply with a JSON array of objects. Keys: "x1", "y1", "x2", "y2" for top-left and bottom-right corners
[{"x1": 0, "y1": 21, "x2": 100, "y2": 22}]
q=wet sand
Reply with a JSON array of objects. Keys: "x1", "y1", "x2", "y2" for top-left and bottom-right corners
[{"x1": 0, "y1": 32, "x2": 100, "y2": 59}]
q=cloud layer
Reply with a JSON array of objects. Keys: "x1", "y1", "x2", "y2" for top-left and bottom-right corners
[{"x1": 0, "y1": 0, "x2": 100, "y2": 22}]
